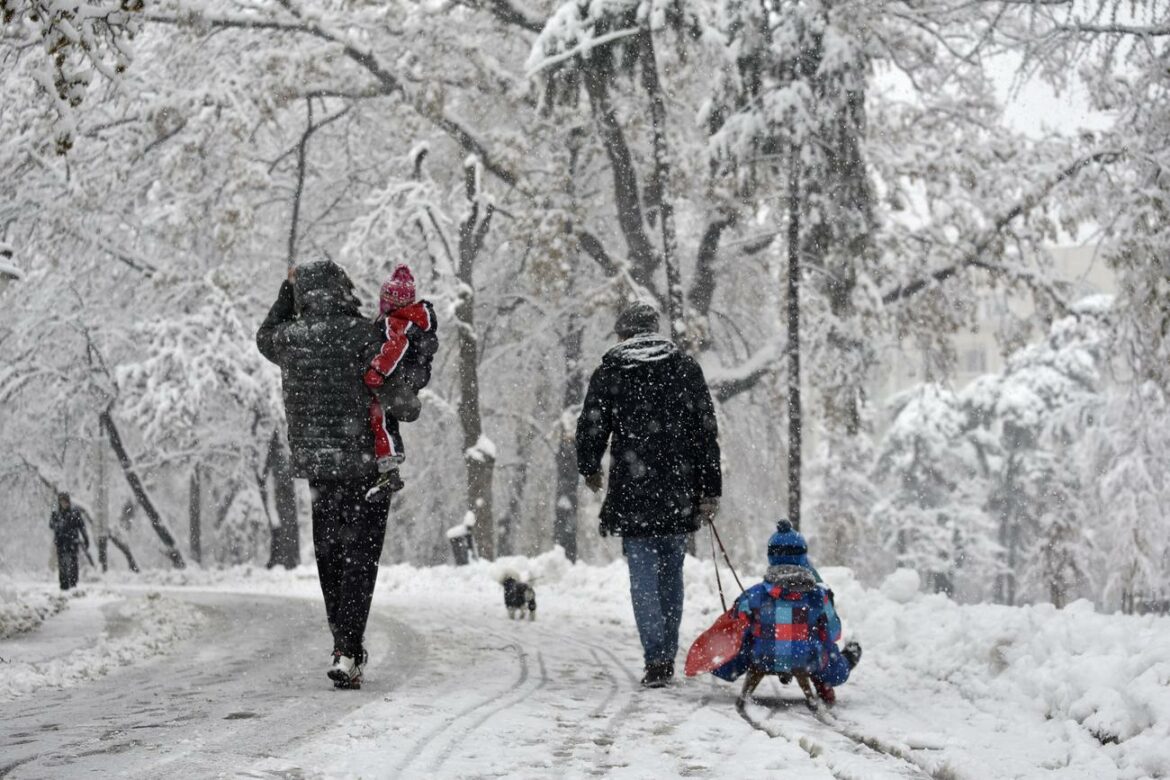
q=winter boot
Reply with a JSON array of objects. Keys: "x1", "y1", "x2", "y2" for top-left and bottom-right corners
[
  {"x1": 328, "y1": 650, "x2": 363, "y2": 689},
  {"x1": 842, "y1": 641, "x2": 862, "y2": 669},
  {"x1": 640, "y1": 661, "x2": 674, "y2": 689},
  {"x1": 812, "y1": 677, "x2": 836, "y2": 707}
]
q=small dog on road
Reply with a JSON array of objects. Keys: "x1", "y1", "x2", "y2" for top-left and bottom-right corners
[{"x1": 500, "y1": 574, "x2": 537, "y2": 621}]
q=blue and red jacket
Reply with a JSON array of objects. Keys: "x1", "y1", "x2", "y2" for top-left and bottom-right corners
[{"x1": 713, "y1": 565, "x2": 841, "y2": 680}]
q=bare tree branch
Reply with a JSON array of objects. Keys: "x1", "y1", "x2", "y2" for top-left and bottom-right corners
[
  {"x1": 145, "y1": 11, "x2": 521, "y2": 189},
  {"x1": 688, "y1": 211, "x2": 738, "y2": 317},
  {"x1": 582, "y1": 68, "x2": 660, "y2": 293},
  {"x1": 575, "y1": 227, "x2": 617, "y2": 276},
  {"x1": 881, "y1": 150, "x2": 1121, "y2": 306},
  {"x1": 459, "y1": 0, "x2": 543, "y2": 34},
  {"x1": 1057, "y1": 23, "x2": 1170, "y2": 37}
]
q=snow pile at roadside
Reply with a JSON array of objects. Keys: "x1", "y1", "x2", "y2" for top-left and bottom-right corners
[
  {"x1": 0, "y1": 590, "x2": 203, "y2": 701},
  {"x1": 0, "y1": 584, "x2": 70, "y2": 639},
  {"x1": 828, "y1": 567, "x2": 1170, "y2": 779}
]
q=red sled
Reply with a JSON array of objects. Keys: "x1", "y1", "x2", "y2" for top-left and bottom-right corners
[{"x1": 685, "y1": 609, "x2": 750, "y2": 677}]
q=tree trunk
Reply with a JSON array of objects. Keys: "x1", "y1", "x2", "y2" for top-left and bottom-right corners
[
  {"x1": 100, "y1": 408, "x2": 185, "y2": 568},
  {"x1": 107, "y1": 534, "x2": 140, "y2": 573},
  {"x1": 266, "y1": 429, "x2": 300, "y2": 569},
  {"x1": 555, "y1": 130, "x2": 586, "y2": 563},
  {"x1": 501, "y1": 414, "x2": 539, "y2": 558},
  {"x1": 554, "y1": 314, "x2": 585, "y2": 562},
  {"x1": 996, "y1": 452, "x2": 1020, "y2": 606},
  {"x1": 786, "y1": 150, "x2": 803, "y2": 531},
  {"x1": 288, "y1": 100, "x2": 312, "y2": 268},
  {"x1": 94, "y1": 436, "x2": 110, "y2": 572},
  {"x1": 638, "y1": 28, "x2": 684, "y2": 345},
  {"x1": 456, "y1": 159, "x2": 496, "y2": 559},
  {"x1": 189, "y1": 466, "x2": 202, "y2": 565},
  {"x1": 582, "y1": 67, "x2": 660, "y2": 296}
]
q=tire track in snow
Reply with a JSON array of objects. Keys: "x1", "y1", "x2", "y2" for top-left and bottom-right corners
[
  {"x1": 391, "y1": 628, "x2": 546, "y2": 775},
  {"x1": 427, "y1": 648, "x2": 549, "y2": 774},
  {"x1": 536, "y1": 625, "x2": 642, "y2": 762}
]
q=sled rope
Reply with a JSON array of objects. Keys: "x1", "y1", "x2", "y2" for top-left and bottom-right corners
[
  {"x1": 709, "y1": 524, "x2": 728, "y2": 612},
  {"x1": 710, "y1": 521, "x2": 745, "y2": 594}
]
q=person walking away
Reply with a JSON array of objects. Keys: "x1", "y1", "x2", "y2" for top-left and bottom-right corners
[
  {"x1": 49, "y1": 492, "x2": 89, "y2": 590},
  {"x1": 576, "y1": 302, "x2": 722, "y2": 688},
  {"x1": 256, "y1": 260, "x2": 392, "y2": 690}
]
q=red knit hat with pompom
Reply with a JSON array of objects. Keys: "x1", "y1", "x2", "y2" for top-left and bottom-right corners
[{"x1": 379, "y1": 264, "x2": 416, "y2": 313}]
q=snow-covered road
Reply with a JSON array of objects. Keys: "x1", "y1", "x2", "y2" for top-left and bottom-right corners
[
  {"x1": 2, "y1": 556, "x2": 1167, "y2": 779},
  {"x1": 1, "y1": 591, "x2": 422, "y2": 778}
]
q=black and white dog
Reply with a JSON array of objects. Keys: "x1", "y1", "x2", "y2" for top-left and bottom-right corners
[{"x1": 501, "y1": 575, "x2": 537, "y2": 621}]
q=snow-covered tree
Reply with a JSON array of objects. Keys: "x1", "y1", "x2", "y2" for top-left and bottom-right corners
[
  {"x1": 1081, "y1": 380, "x2": 1170, "y2": 611},
  {"x1": 961, "y1": 300, "x2": 1109, "y2": 606},
  {"x1": 871, "y1": 384, "x2": 996, "y2": 595}
]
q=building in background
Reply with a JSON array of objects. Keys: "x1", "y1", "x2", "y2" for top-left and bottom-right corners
[{"x1": 871, "y1": 244, "x2": 1116, "y2": 414}]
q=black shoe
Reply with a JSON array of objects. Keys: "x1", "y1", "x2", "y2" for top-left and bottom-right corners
[
  {"x1": 365, "y1": 471, "x2": 404, "y2": 501},
  {"x1": 843, "y1": 641, "x2": 862, "y2": 669},
  {"x1": 640, "y1": 661, "x2": 674, "y2": 688}
]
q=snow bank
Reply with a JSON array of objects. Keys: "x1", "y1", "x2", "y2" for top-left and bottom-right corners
[
  {"x1": 828, "y1": 569, "x2": 1170, "y2": 779},
  {"x1": 0, "y1": 589, "x2": 203, "y2": 702},
  {"x1": 880, "y1": 567, "x2": 921, "y2": 603},
  {"x1": 0, "y1": 584, "x2": 70, "y2": 639}
]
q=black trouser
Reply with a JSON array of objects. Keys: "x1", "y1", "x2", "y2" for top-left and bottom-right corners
[
  {"x1": 310, "y1": 475, "x2": 391, "y2": 657},
  {"x1": 56, "y1": 542, "x2": 79, "y2": 590}
]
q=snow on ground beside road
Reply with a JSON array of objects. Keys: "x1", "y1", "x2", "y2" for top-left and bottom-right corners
[
  {"x1": 9, "y1": 552, "x2": 1168, "y2": 778},
  {"x1": 0, "y1": 585, "x2": 203, "y2": 702},
  {"x1": 0, "y1": 583, "x2": 70, "y2": 639}
]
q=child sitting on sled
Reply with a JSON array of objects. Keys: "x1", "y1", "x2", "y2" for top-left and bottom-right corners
[
  {"x1": 688, "y1": 520, "x2": 861, "y2": 708},
  {"x1": 363, "y1": 264, "x2": 438, "y2": 496}
]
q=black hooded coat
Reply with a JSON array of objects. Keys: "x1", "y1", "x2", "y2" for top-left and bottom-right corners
[
  {"x1": 256, "y1": 262, "x2": 385, "y2": 480},
  {"x1": 576, "y1": 334, "x2": 722, "y2": 538}
]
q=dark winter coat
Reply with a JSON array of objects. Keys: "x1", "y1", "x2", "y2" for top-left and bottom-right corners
[
  {"x1": 576, "y1": 334, "x2": 722, "y2": 538},
  {"x1": 256, "y1": 264, "x2": 385, "y2": 480},
  {"x1": 50, "y1": 507, "x2": 89, "y2": 551}
]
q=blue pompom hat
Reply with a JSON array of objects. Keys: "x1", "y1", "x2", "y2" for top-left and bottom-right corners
[{"x1": 767, "y1": 519, "x2": 810, "y2": 567}]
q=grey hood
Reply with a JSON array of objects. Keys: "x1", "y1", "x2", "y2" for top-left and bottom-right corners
[{"x1": 763, "y1": 564, "x2": 818, "y2": 592}]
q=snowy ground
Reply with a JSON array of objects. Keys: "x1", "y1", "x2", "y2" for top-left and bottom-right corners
[{"x1": 2, "y1": 553, "x2": 1168, "y2": 779}]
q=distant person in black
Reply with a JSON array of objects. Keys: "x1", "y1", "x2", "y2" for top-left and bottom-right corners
[
  {"x1": 257, "y1": 260, "x2": 394, "y2": 690},
  {"x1": 50, "y1": 492, "x2": 89, "y2": 591},
  {"x1": 576, "y1": 302, "x2": 722, "y2": 688}
]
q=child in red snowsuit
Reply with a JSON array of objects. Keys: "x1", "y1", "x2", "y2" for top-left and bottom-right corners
[{"x1": 364, "y1": 264, "x2": 438, "y2": 492}]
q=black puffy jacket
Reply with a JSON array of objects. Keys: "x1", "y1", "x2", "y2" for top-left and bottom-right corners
[
  {"x1": 256, "y1": 263, "x2": 384, "y2": 480},
  {"x1": 576, "y1": 334, "x2": 722, "y2": 538}
]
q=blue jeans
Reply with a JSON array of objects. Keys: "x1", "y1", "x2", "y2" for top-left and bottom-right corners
[{"x1": 622, "y1": 534, "x2": 687, "y2": 667}]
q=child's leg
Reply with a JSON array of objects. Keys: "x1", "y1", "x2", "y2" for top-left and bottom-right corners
[
  {"x1": 386, "y1": 416, "x2": 405, "y2": 465},
  {"x1": 813, "y1": 643, "x2": 853, "y2": 687},
  {"x1": 369, "y1": 397, "x2": 400, "y2": 470}
]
